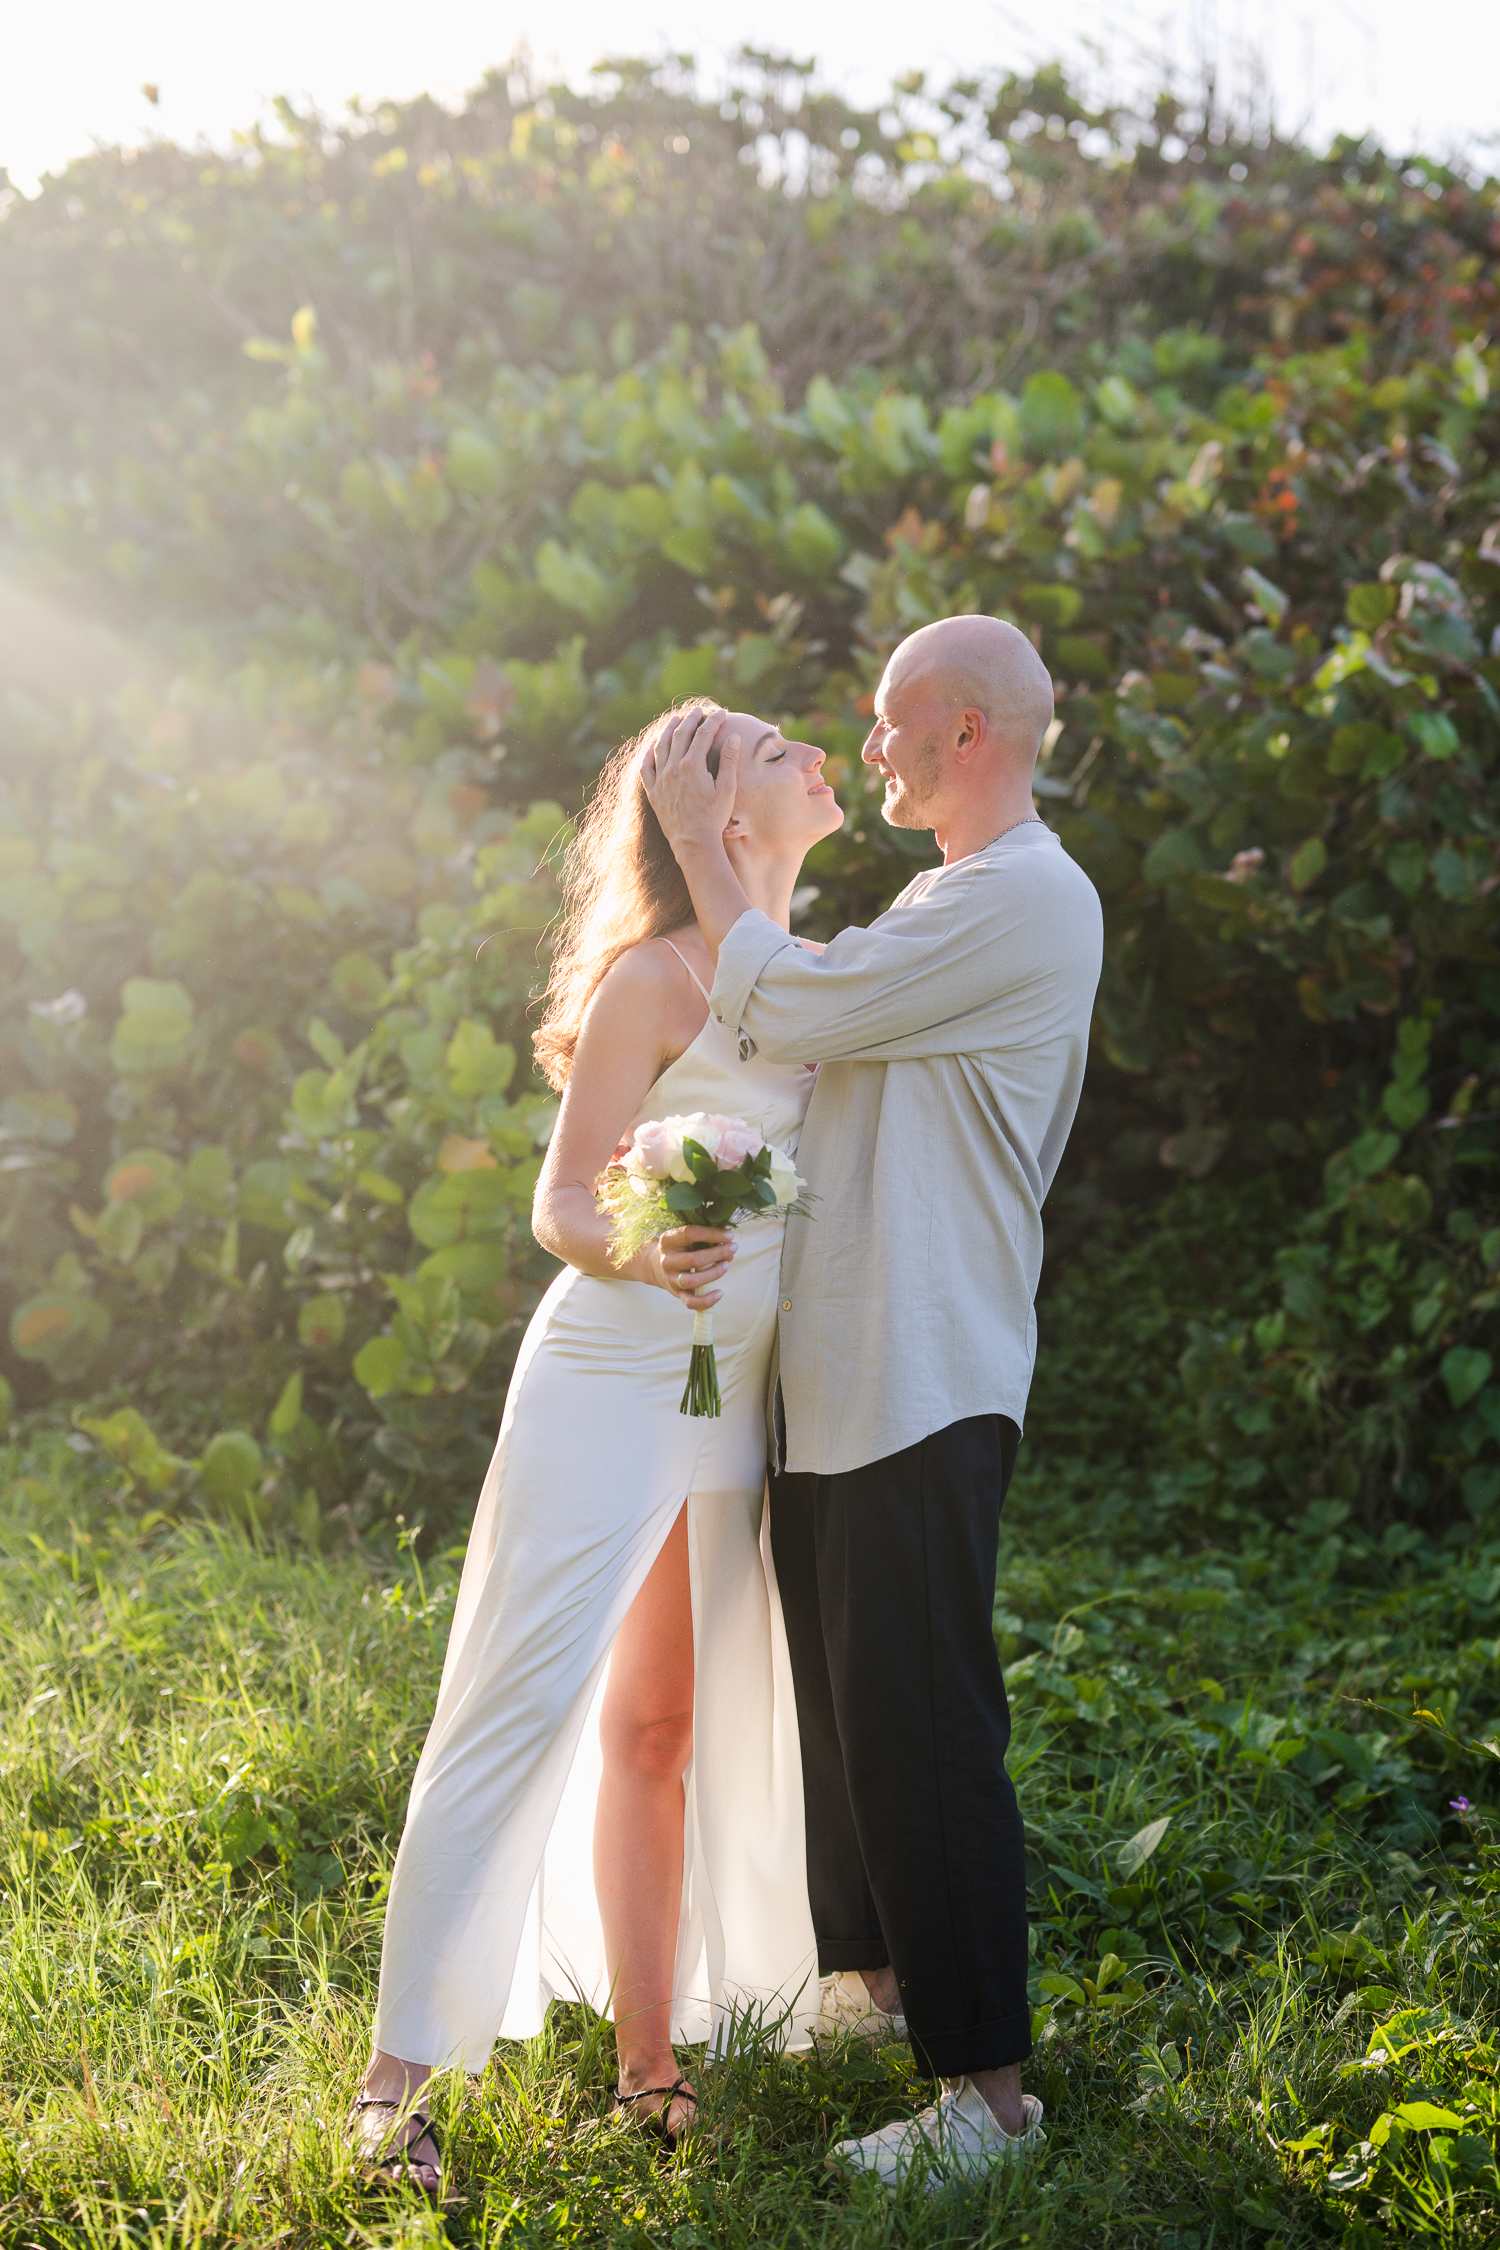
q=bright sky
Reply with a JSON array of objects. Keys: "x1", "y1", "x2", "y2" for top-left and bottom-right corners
[{"x1": 4, "y1": 0, "x2": 1499, "y2": 198}]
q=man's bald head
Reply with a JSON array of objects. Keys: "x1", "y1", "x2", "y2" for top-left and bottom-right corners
[
  {"x1": 863, "y1": 614, "x2": 1056, "y2": 858},
  {"x1": 885, "y1": 615, "x2": 1055, "y2": 771}
]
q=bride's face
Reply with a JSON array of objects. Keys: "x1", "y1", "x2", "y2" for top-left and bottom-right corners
[{"x1": 719, "y1": 709, "x2": 844, "y2": 853}]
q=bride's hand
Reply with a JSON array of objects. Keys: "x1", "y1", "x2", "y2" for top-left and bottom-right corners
[{"x1": 630, "y1": 1224, "x2": 735, "y2": 1309}]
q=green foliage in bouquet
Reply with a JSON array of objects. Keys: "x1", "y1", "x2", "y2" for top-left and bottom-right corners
[
  {"x1": 598, "y1": 1132, "x2": 807, "y2": 1418},
  {"x1": 599, "y1": 1139, "x2": 794, "y2": 1267},
  {"x1": 664, "y1": 1137, "x2": 780, "y2": 1224}
]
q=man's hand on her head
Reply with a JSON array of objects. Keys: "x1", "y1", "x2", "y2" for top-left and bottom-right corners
[
  {"x1": 640, "y1": 704, "x2": 754, "y2": 962},
  {"x1": 641, "y1": 704, "x2": 741, "y2": 858}
]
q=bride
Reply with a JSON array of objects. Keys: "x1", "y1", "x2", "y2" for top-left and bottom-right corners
[{"x1": 350, "y1": 703, "x2": 845, "y2": 2190}]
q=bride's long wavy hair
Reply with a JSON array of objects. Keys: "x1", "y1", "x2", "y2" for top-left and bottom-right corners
[{"x1": 533, "y1": 705, "x2": 720, "y2": 1091}]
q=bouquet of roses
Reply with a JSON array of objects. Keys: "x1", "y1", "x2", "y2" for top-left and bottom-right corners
[{"x1": 597, "y1": 1112, "x2": 811, "y2": 1416}]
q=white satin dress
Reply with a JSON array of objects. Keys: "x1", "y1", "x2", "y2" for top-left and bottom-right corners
[{"x1": 372, "y1": 951, "x2": 821, "y2": 2072}]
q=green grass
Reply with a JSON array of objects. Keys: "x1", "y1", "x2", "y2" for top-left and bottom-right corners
[{"x1": 1, "y1": 1429, "x2": 1497, "y2": 2248}]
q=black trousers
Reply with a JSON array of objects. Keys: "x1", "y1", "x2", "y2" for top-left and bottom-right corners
[{"x1": 769, "y1": 1413, "x2": 1031, "y2": 2079}]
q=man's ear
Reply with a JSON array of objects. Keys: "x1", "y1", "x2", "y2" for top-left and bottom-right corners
[{"x1": 953, "y1": 706, "x2": 987, "y2": 764}]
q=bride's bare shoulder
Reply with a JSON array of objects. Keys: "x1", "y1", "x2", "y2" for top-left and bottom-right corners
[
  {"x1": 583, "y1": 939, "x2": 700, "y2": 1042},
  {"x1": 595, "y1": 938, "x2": 685, "y2": 1004}
]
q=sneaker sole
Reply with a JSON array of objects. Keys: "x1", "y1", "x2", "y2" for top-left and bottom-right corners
[{"x1": 826, "y1": 2128, "x2": 1045, "y2": 2192}]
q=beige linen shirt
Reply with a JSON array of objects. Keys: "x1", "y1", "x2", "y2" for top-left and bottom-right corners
[{"x1": 710, "y1": 821, "x2": 1103, "y2": 1477}]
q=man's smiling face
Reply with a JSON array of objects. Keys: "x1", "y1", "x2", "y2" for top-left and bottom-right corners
[{"x1": 860, "y1": 666, "x2": 946, "y2": 830}]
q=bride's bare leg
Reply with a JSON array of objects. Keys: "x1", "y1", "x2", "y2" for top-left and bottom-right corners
[{"x1": 594, "y1": 1502, "x2": 696, "y2": 2136}]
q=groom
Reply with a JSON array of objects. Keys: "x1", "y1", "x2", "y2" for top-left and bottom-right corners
[{"x1": 645, "y1": 615, "x2": 1102, "y2": 2185}]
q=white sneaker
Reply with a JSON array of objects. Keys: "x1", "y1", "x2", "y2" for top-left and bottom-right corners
[
  {"x1": 827, "y1": 2078, "x2": 1044, "y2": 2190},
  {"x1": 813, "y1": 1969, "x2": 908, "y2": 2043}
]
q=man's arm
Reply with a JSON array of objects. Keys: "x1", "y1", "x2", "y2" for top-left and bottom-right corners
[
  {"x1": 709, "y1": 874, "x2": 1035, "y2": 1066},
  {"x1": 646, "y1": 703, "x2": 1088, "y2": 1063},
  {"x1": 642, "y1": 705, "x2": 753, "y2": 963}
]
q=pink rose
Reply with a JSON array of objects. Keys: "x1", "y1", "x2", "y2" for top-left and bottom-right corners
[
  {"x1": 628, "y1": 1112, "x2": 763, "y2": 1181},
  {"x1": 705, "y1": 1114, "x2": 765, "y2": 1167}
]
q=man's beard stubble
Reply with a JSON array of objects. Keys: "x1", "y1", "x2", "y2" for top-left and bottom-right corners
[{"x1": 880, "y1": 729, "x2": 944, "y2": 829}]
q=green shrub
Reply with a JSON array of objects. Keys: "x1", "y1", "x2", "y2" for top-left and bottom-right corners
[
  {"x1": 0, "y1": 659, "x2": 567, "y2": 1536},
  {"x1": 1, "y1": 64, "x2": 1496, "y2": 1540}
]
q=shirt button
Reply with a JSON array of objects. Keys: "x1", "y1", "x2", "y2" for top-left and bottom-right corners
[{"x1": 780, "y1": 1299, "x2": 792, "y2": 1311}]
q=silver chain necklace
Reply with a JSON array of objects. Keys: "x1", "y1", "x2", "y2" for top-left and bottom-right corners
[{"x1": 988, "y1": 814, "x2": 1046, "y2": 847}]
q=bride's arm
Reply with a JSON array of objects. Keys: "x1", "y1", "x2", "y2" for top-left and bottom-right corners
[{"x1": 530, "y1": 948, "x2": 736, "y2": 1308}]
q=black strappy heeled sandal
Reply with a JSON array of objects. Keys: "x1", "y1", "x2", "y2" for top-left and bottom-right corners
[
  {"x1": 350, "y1": 2095, "x2": 443, "y2": 2197},
  {"x1": 614, "y1": 2077, "x2": 698, "y2": 2148}
]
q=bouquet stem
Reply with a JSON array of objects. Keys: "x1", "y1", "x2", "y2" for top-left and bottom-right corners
[{"x1": 680, "y1": 1309, "x2": 722, "y2": 1418}]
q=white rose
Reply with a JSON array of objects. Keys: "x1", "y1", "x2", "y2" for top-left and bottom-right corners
[
  {"x1": 670, "y1": 1112, "x2": 719, "y2": 1179},
  {"x1": 768, "y1": 1146, "x2": 803, "y2": 1207},
  {"x1": 627, "y1": 1117, "x2": 682, "y2": 1180}
]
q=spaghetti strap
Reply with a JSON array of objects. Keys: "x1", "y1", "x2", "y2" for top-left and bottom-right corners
[{"x1": 658, "y1": 938, "x2": 713, "y2": 1005}]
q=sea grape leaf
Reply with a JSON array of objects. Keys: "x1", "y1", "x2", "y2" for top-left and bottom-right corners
[{"x1": 1116, "y1": 1816, "x2": 1172, "y2": 1877}]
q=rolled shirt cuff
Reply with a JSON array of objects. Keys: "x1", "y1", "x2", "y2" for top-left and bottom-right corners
[{"x1": 709, "y1": 907, "x2": 795, "y2": 1060}]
